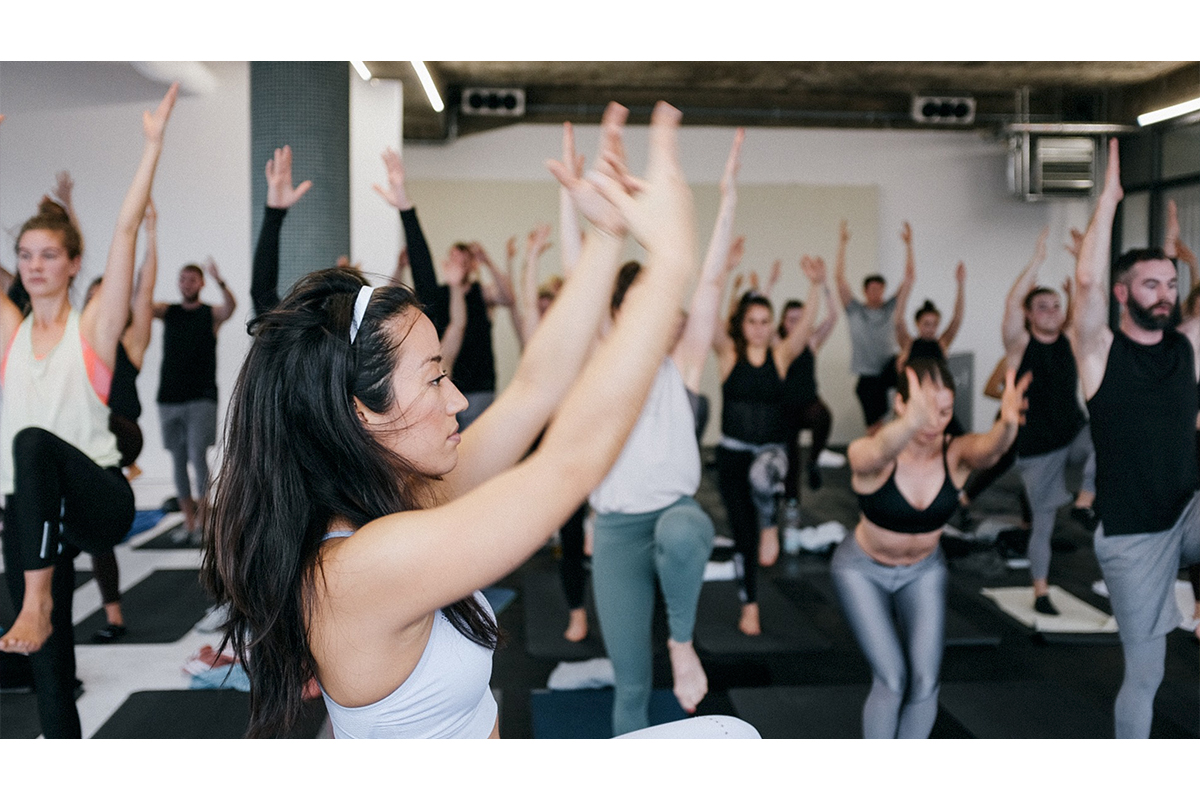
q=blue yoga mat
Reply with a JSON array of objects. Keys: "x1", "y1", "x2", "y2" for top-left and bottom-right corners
[
  {"x1": 530, "y1": 687, "x2": 687, "y2": 738},
  {"x1": 125, "y1": 509, "x2": 166, "y2": 541}
]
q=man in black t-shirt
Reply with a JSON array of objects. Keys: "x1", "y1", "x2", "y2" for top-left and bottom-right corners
[
  {"x1": 154, "y1": 260, "x2": 237, "y2": 539},
  {"x1": 1072, "y1": 139, "x2": 1200, "y2": 738}
]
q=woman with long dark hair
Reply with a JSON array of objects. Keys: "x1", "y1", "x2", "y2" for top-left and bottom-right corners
[
  {"x1": 832, "y1": 358, "x2": 1028, "y2": 737},
  {"x1": 712, "y1": 253, "x2": 827, "y2": 636},
  {"x1": 0, "y1": 85, "x2": 177, "y2": 738},
  {"x1": 201, "y1": 102, "x2": 706, "y2": 738}
]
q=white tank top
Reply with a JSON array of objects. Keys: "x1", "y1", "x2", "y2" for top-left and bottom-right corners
[
  {"x1": 318, "y1": 571, "x2": 498, "y2": 738},
  {"x1": 0, "y1": 310, "x2": 120, "y2": 496},
  {"x1": 589, "y1": 358, "x2": 701, "y2": 514}
]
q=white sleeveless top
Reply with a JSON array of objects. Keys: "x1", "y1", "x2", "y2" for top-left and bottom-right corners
[
  {"x1": 589, "y1": 358, "x2": 701, "y2": 515},
  {"x1": 316, "y1": 534, "x2": 497, "y2": 738},
  {"x1": 0, "y1": 310, "x2": 120, "y2": 495}
]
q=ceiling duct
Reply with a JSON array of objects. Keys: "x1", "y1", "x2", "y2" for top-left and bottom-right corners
[
  {"x1": 911, "y1": 95, "x2": 975, "y2": 125},
  {"x1": 460, "y1": 87, "x2": 525, "y2": 117},
  {"x1": 1009, "y1": 135, "x2": 1097, "y2": 200}
]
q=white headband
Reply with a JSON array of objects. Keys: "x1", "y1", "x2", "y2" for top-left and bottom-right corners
[{"x1": 349, "y1": 285, "x2": 375, "y2": 344}]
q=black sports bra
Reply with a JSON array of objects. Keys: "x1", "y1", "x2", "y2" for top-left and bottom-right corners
[{"x1": 855, "y1": 436, "x2": 959, "y2": 534}]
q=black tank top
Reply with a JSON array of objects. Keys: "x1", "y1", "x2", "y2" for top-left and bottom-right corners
[
  {"x1": 1087, "y1": 328, "x2": 1199, "y2": 536},
  {"x1": 157, "y1": 304, "x2": 217, "y2": 403},
  {"x1": 856, "y1": 435, "x2": 959, "y2": 534},
  {"x1": 721, "y1": 348, "x2": 787, "y2": 444},
  {"x1": 109, "y1": 342, "x2": 141, "y2": 421},
  {"x1": 783, "y1": 347, "x2": 818, "y2": 405},
  {"x1": 908, "y1": 338, "x2": 945, "y2": 363},
  {"x1": 1015, "y1": 335, "x2": 1085, "y2": 457}
]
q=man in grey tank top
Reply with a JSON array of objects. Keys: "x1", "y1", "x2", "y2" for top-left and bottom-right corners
[
  {"x1": 1071, "y1": 139, "x2": 1200, "y2": 738},
  {"x1": 835, "y1": 221, "x2": 916, "y2": 435}
]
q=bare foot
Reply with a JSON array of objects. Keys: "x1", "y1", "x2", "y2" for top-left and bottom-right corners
[
  {"x1": 758, "y1": 526, "x2": 779, "y2": 567},
  {"x1": 563, "y1": 608, "x2": 588, "y2": 642},
  {"x1": 738, "y1": 603, "x2": 761, "y2": 636},
  {"x1": 0, "y1": 601, "x2": 53, "y2": 654},
  {"x1": 667, "y1": 639, "x2": 708, "y2": 712}
]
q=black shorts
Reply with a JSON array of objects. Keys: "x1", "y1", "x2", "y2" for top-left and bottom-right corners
[{"x1": 855, "y1": 358, "x2": 897, "y2": 427}]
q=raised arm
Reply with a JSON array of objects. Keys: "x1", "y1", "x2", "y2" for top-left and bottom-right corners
[
  {"x1": 833, "y1": 220, "x2": 854, "y2": 309},
  {"x1": 558, "y1": 122, "x2": 584, "y2": 276},
  {"x1": 122, "y1": 201, "x2": 159, "y2": 369},
  {"x1": 50, "y1": 171, "x2": 86, "y2": 258},
  {"x1": 761, "y1": 256, "x2": 782, "y2": 301},
  {"x1": 439, "y1": 102, "x2": 634, "y2": 499},
  {"x1": 472, "y1": 242, "x2": 515, "y2": 309},
  {"x1": 351, "y1": 101, "x2": 701, "y2": 620},
  {"x1": 1002, "y1": 228, "x2": 1048, "y2": 367},
  {"x1": 441, "y1": 248, "x2": 470, "y2": 376},
  {"x1": 809, "y1": 282, "x2": 840, "y2": 351},
  {"x1": 512, "y1": 225, "x2": 551, "y2": 350},
  {"x1": 1165, "y1": 199, "x2": 1199, "y2": 294},
  {"x1": 892, "y1": 222, "x2": 917, "y2": 352},
  {"x1": 1072, "y1": 138, "x2": 1122, "y2": 399},
  {"x1": 934, "y1": 260, "x2": 966, "y2": 353},
  {"x1": 79, "y1": 83, "x2": 178, "y2": 370},
  {"x1": 375, "y1": 148, "x2": 445, "y2": 329},
  {"x1": 894, "y1": 221, "x2": 916, "y2": 301},
  {"x1": 848, "y1": 366, "x2": 936, "y2": 481},
  {"x1": 775, "y1": 256, "x2": 825, "y2": 366},
  {"x1": 713, "y1": 237, "x2": 746, "y2": 369},
  {"x1": 950, "y1": 369, "x2": 1030, "y2": 473},
  {"x1": 206, "y1": 258, "x2": 237, "y2": 330},
  {"x1": 674, "y1": 127, "x2": 743, "y2": 392},
  {"x1": 251, "y1": 145, "x2": 312, "y2": 318}
]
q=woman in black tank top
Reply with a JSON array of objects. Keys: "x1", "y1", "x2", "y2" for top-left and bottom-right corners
[
  {"x1": 893, "y1": 248, "x2": 965, "y2": 372},
  {"x1": 830, "y1": 357, "x2": 1028, "y2": 737},
  {"x1": 712, "y1": 256, "x2": 828, "y2": 637}
]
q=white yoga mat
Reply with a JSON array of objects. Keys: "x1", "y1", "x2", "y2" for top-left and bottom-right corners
[{"x1": 981, "y1": 585, "x2": 1118, "y2": 634}]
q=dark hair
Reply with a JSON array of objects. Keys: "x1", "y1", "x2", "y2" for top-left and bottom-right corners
[
  {"x1": 1113, "y1": 246, "x2": 1169, "y2": 285},
  {"x1": 611, "y1": 261, "x2": 642, "y2": 313},
  {"x1": 896, "y1": 356, "x2": 955, "y2": 401},
  {"x1": 201, "y1": 268, "x2": 498, "y2": 738},
  {"x1": 776, "y1": 299, "x2": 803, "y2": 338},
  {"x1": 180, "y1": 263, "x2": 204, "y2": 279},
  {"x1": 728, "y1": 293, "x2": 773, "y2": 361},
  {"x1": 862, "y1": 274, "x2": 885, "y2": 291},
  {"x1": 16, "y1": 197, "x2": 83, "y2": 261},
  {"x1": 1022, "y1": 286, "x2": 1058, "y2": 332},
  {"x1": 914, "y1": 299, "x2": 940, "y2": 324}
]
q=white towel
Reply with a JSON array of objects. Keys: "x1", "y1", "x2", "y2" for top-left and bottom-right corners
[{"x1": 547, "y1": 658, "x2": 616, "y2": 690}]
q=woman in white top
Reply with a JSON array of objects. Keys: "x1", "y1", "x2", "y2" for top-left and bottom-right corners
[
  {"x1": 201, "y1": 102, "x2": 704, "y2": 738},
  {"x1": 0, "y1": 86, "x2": 177, "y2": 738}
]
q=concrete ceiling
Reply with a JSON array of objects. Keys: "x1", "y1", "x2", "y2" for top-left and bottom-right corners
[{"x1": 366, "y1": 60, "x2": 1200, "y2": 141}]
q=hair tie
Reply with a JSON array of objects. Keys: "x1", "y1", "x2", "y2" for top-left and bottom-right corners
[{"x1": 349, "y1": 285, "x2": 375, "y2": 344}]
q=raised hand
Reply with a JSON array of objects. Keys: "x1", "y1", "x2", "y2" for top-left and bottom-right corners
[
  {"x1": 1100, "y1": 138, "x2": 1123, "y2": 205},
  {"x1": 766, "y1": 258, "x2": 782, "y2": 291},
  {"x1": 265, "y1": 145, "x2": 313, "y2": 209},
  {"x1": 143, "y1": 82, "x2": 179, "y2": 145},
  {"x1": 955, "y1": 261, "x2": 966, "y2": 284},
  {"x1": 900, "y1": 221, "x2": 912, "y2": 245},
  {"x1": 1165, "y1": 199, "x2": 1180, "y2": 258},
  {"x1": 719, "y1": 128, "x2": 745, "y2": 198},
  {"x1": 726, "y1": 238, "x2": 746, "y2": 273},
  {"x1": 840, "y1": 220, "x2": 851, "y2": 245},
  {"x1": 506, "y1": 236, "x2": 518, "y2": 263},
  {"x1": 52, "y1": 171, "x2": 74, "y2": 209},
  {"x1": 205, "y1": 257, "x2": 224, "y2": 284},
  {"x1": 443, "y1": 251, "x2": 469, "y2": 288},
  {"x1": 801, "y1": 255, "x2": 827, "y2": 285},
  {"x1": 1065, "y1": 228, "x2": 1085, "y2": 259},
  {"x1": 373, "y1": 148, "x2": 411, "y2": 210},
  {"x1": 547, "y1": 104, "x2": 629, "y2": 236},
  {"x1": 144, "y1": 199, "x2": 157, "y2": 227},
  {"x1": 900, "y1": 367, "x2": 941, "y2": 432},
  {"x1": 526, "y1": 224, "x2": 552, "y2": 260},
  {"x1": 999, "y1": 368, "x2": 1033, "y2": 427}
]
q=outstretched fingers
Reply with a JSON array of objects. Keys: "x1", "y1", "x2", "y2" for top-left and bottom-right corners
[{"x1": 143, "y1": 82, "x2": 180, "y2": 143}]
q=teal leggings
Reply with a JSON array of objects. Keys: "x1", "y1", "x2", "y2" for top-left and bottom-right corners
[{"x1": 592, "y1": 496, "x2": 715, "y2": 736}]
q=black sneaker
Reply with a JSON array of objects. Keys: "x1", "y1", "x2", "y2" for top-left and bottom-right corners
[
  {"x1": 92, "y1": 623, "x2": 127, "y2": 643},
  {"x1": 1070, "y1": 506, "x2": 1099, "y2": 532},
  {"x1": 1034, "y1": 595, "x2": 1059, "y2": 616}
]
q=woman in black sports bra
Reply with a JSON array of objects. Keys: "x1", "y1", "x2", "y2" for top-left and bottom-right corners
[{"x1": 830, "y1": 357, "x2": 1028, "y2": 738}]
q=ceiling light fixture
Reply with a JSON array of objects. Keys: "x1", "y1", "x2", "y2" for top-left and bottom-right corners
[
  {"x1": 1137, "y1": 96, "x2": 1200, "y2": 126},
  {"x1": 411, "y1": 61, "x2": 444, "y2": 113},
  {"x1": 351, "y1": 61, "x2": 371, "y2": 81}
]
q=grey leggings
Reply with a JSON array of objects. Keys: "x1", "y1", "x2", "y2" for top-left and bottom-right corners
[
  {"x1": 591, "y1": 496, "x2": 715, "y2": 736},
  {"x1": 1016, "y1": 425, "x2": 1096, "y2": 581},
  {"x1": 830, "y1": 533, "x2": 947, "y2": 738}
]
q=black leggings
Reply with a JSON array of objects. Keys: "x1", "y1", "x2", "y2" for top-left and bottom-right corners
[
  {"x1": 1, "y1": 427, "x2": 134, "y2": 737},
  {"x1": 782, "y1": 398, "x2": 832, "y2": 501},
  {"x1": 558, "y1": 502, "x2": 589, "y2": 610},
  {"x1": 715, "y1": 446, "x2": 762, "y2": 604}
]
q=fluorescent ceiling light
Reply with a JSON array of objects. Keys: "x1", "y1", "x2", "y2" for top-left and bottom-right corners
[
  {"x1": 1137, "y1": 96, "x2": 1200, "y2": 126},
  {"x1": 351, "y1": 61, "x2": 371, "y2": 81},
  {"x1": 411, "y1": 61, "x2": 444, "y2": 113}
]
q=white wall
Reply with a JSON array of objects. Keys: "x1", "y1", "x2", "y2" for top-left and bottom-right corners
[{"x1": 1, "y1": 64, "x2": 1099, "y2": 508}]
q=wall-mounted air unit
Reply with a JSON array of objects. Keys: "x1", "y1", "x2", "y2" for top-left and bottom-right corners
[
  {"x1": 460, "y1": 87, "x2": 526, "y2": 117},
  {"x1": 1009, "y1": 134, "x2": 1097, "y2": 200}
]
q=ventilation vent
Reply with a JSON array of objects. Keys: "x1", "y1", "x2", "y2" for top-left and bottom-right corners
[
  {"x1": 460, "y1": 87, "x2": 525, "y2": 117},
  {"x1": 1009, "y1": 135, "x2": 1097, "y2": 200}
]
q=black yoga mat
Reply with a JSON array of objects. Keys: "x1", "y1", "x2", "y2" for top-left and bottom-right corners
[
  {"x1": 693, "y1": 579, "x2": 831, "y2": 655},
  {"x1": 530, "y1": 687, "x2": 686, "y2": 739},
  {"x1": 522, "y1": 571, "x2": 606, "y2": 662},
  {"x1": 937, "y1": 680, "x2": 1111, "y2": 738},
  {"x1": 728, "y1": 685, "x2": 868, "y2": 739},
  {"x1": 133, "y1": 521, "x2": 199, "y2": 550},
  {"x1": 74, "y1": 569, "x2": 212, "y2": 645},
  {"x1": 92, "y1": 689, "x2": 327, "y2": 738}
]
